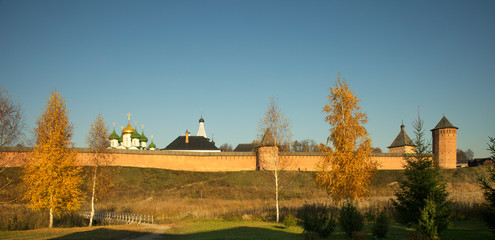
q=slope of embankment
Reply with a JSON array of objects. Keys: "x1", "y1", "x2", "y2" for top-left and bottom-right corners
[{"x1": 1, "y1": 166, "x2": 489, "y2": 223}]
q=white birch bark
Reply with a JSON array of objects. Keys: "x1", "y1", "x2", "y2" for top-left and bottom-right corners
[
  {"x1": 89, "y1": 165, "x2": 97, "y2": 226},
  {"x1": 49, "y1": 207, "x2": 53, "y2": 228}
]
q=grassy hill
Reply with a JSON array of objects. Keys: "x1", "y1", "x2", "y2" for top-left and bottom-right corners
[
  {"x1": 101, "y1": 167, "x2": 488, "y2": 222},
  {"x1": 1, "y1": 166, "x2": 490, "y2": 224}
]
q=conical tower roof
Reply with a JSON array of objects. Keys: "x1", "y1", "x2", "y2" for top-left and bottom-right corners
[
  {"x1": 260, "y1": 129, "x2": 275, "y2": 146},
  {"x1": 388, "y1": 124, "x2": 415, "y2": 148},
  {"x1": 431, "y1": 116, "x2": 458, "y2": 131}
]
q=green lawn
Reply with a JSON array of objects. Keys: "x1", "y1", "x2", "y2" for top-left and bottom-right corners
[
  {"x1": 0, "y1": 220, "x2": 492, "y2": 240},
  {"x1": 0, "y1": 225, "x2": 151, "y2": 240},
  {"x1": 164, "y1": 220, "x2": 493, "y2": 240}
]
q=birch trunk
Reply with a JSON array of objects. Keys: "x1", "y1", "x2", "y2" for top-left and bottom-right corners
[
  {"x1": 275, "y1": 167, "x2": 279, "y2": 223},
  {"x1": 274, "y1": 150, "x2": 280, "y2": 223},
  {"x1": 89, "y1": 166, "x2": 97, "y2": 227},
  {"x1": 49, "y1": 207, "x2": 53, "y2": 228}
]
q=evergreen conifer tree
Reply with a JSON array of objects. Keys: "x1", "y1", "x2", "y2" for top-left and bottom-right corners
[
  {"x1": 478, "y1": 136, "x2": 495, "y2": 234},
  {"x1": 392, "y1": 113, "x2": 452, "y2": 236}
]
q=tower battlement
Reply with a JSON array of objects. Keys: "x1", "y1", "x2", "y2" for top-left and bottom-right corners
[{"x1": 431, "y1": 116, "x2": 458, "y2": 168}]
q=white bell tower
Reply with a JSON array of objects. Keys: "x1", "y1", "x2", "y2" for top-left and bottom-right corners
[{"x1": 197, "y1": 114, "x2": 207, "y2": 138}]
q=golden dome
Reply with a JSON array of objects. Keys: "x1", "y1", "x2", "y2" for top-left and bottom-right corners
[{"x1": 122, "y1": 122, "x2": 134, "y2": 135}]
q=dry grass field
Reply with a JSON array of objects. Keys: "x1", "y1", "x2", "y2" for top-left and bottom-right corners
[
  {"x1": 92, "y1": 166, "x2": 488, "y2": 222},
  {"x1": 0, "y1": 166, "x2": 490, "y2": 229}
]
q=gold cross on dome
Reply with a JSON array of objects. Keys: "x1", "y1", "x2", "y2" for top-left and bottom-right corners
[{"x1": 127, "y1": 112, "x2": 132, "y2": 121}]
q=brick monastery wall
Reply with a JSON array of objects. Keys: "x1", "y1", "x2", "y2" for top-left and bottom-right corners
[
  {"x1": 77, "y1": 149, "x2": 257, "y2": 171},
  {"x1": 1, "y1": 147, "x2": 412, "y2": 171}
]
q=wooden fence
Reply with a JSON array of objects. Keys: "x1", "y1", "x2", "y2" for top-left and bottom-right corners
[{"x1": 79, "y1": 210, "x2": 154, "y2": 225}]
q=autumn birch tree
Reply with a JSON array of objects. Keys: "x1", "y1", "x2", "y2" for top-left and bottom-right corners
[
  {"x1": 0, "y1": 87, "x2": 24, "y2": 203},
  {"x1": 23, "y1": 90, "x2": 83, "y2": 228},
  {"x1": 86, "y1": 114, "x2": 114, "y2": 227},
  {"x1": 258, "y1": 96, "x2": 292, "y2": 222},
  {"x1": 0, "y1": 88, "x2": 23, "y2": 148},
  {"x1": 316, "y1": 74, "x2": 377, "y2": 201}
]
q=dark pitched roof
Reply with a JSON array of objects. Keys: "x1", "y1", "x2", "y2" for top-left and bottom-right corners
[
  {"x1": 468, "y1": 158, "x2": 493, "y2": 167},
  {"x1": 162, "y1": 136, "x2": 220, "y2": 151},
  {"x1": 233, "y1": 144, "x2": 256, "y2": 152},
  {"x1": 388, "y1": 124, "x2": 415, "y2": 148},
  {"x1": 431, "y1": 116, "x2": 458, "y2": 131},
  {"x1": 260, "y1": 130, "x2": 275, "y2": 146}
]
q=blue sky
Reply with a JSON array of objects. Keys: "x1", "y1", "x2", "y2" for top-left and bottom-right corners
[{"x1": 1, "y1": 0, "x2": 494, "y2": 157}]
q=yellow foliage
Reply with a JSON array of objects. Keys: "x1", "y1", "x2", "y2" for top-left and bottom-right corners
[
  {"x1": 23, "y1": 90, "x2": 83, "y2": 216},
  {"x1": 86, "y1": 113, "x2": 112, "y2": 165},
  {"x1": 258, "y1": 96, "x2": 292, "y2": 148},
  {"x1": 86, "y1": 114, "x2": 118, "y2": 201},
  {"x1": 316, "y1": 74, "x2": 378, "y2": 201}
]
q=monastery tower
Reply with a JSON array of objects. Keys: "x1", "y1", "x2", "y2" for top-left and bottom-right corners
[
  {"x1": 197, "y1": 115, "x2": 207, "y2": 138},
  {"x1": 388, "y1": 124, "x2": 416, "y2": 153},
  {"x1": 431, "y1": 116, "x2": 457, "y2": 169},
  {"x1": 257, "y1": 129, "x2": 278, "y2": 170}
]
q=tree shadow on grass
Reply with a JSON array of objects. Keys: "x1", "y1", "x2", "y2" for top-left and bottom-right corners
[
  {"x1": 49, "y1": 226, "x2": 301, "y2": 240},
  {"x1": 161, "y1": 226, "x2": 301, "y2": 240},
  {"x1": 48, "y1": 227, "x2": 149, "y2": 240},
  {"x1": 441, "y1": 221, "x2": 493, "y2": 240}
]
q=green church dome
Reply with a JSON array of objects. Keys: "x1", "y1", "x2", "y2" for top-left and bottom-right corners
[
  {"x1": 109, "y1": 128, "x2": 120, "y2": 140},
  {"x1": 149, "y1": 140, "x2": 156, "y2": 149},
  {"x1": 131, "y1": 127, "x2": 141, "y2": 139},
  {"x1": 140, "y1": 130, "x2": 148, "y2": 142}
]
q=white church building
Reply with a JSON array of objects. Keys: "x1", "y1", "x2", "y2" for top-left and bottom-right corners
[
  {"x1": 108, "y1": 113, "x2": 156, "y2": 150},
  {"x1": 108, "y1": 113, "x2": 218, "y2": 152},
  {"x1": 162, "y1": 115, "x2": 221, "y2": 152}
]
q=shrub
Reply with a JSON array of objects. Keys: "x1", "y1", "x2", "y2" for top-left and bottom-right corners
[
  {"x1": 54, "y1": 212, "x2": 87, "y2": 228},
  {"x1": 417, "y1": 198, "x2": 438, "y2": 240},
  {"x1": 303, "y1": 231, "x2": 320, "y2": 240},
  {"x1": 372, "y1": 209, "x2": 389, "y2": 238},
  {"x1": 478, "y1": 137, "x2": 495, "y2": 235},
  {"x1": 339, "y1": 201, "x2": 364, "y2": 238},
  {"x1": 298, "y1": 203, "x2": 336, "y2": 238},
  {"x1": 407, "y1": 231, "x2": 428, "y2": 240},
  {"x1": 364, "y1": 209, "x2": 375, "y2": 223},
  {"x1": 352, "y1": 231, "x2": 368, "y2": 240},
  {"x1": 0, "y1": 206, "x2": 47, "y2": 230},
  {"x1": 283, "y1": 213, "x2": 297, "y2": 228}
]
